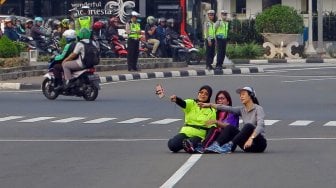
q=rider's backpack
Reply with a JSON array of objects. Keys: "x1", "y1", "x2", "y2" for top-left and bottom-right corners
[{"x1": 79, "y1": 40, "x2": 100, "y2": 68}]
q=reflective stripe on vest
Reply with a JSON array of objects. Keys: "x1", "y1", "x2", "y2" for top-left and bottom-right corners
[
  {"x1": 128, "y1": 23, "x2": 140, "y2": 39},
  {"x1": 216, "y1": 21, "x2": 229, "y2": 38}
]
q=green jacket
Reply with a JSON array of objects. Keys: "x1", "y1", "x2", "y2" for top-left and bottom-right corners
[{"x1": 179, "y1": 99, "x2": 216, "y2": 139}]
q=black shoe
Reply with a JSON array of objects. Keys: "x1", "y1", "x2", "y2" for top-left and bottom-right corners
[
  {"x1": 182, "y1": 139, "x2": 195, "y2": 154},
  {"x1": 215, "y1": 66, "x2": 223, "y2": 70}
]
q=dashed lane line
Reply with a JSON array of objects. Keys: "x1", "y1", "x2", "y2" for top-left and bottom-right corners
[
  {"x1": 51, "y1": 117, "x2": 86, "y2": 123},
  {"x1": 0, "y1": 116, "x2": 24, "y2": 122},
  {"x1": 18, "y1": 117, "x2": 56, "y2": 123},
  {"x1": 83, "y1": 118, "x2": 117, "y2": 124},
  {"x1": 117, "y1": 118, "x2": 151, "y2": 124}
]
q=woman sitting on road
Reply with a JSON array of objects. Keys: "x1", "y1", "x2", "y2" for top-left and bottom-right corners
[
  {"x1": 199, "y1": 86, "x2": 267, "y2": 153},
  {"x1": 167, "y1": 85, "x2": 217, "y2": 153},
  {"x1": 195, "y1": 90, "x2": 239, "y2": 153}
]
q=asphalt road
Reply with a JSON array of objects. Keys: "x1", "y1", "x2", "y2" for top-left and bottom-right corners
[{"x1": 0, "y1": 64, "x2": 336, "y2": 188}]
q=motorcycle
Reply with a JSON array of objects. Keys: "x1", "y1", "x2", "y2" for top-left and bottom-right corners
[
  {"x1": 110, "y1": 35, "x2": 127, "y2": 58},
  {"x1": 96, "y1": 37, "x2": 115, "y2": 58},
  {"x1": 42, "y1": 66, "x2": 101, "y2": 101},
  {"x1": 171, "y1": 35, "x2": 200, "y2": 64}
]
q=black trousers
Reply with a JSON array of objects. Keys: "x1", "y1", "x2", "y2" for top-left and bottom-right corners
[
  {"x1": 168, "y1": 133, "x2": 202, "y2": 153},
  {"x1": 216, "y1": 38, "x2": 227, "y2": 67},
  {"x1": 216, "y1": 123, "x2": 267, "y2": 153},
  {"x1": 205, "y1": 39, "x2": 215, "y2": 67},
  {"x1": 127, "y1": 38, "x2": 139, "y2": 70}
]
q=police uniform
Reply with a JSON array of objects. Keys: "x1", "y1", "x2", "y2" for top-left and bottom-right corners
[
  {"x1": 126, "y1": 16, "x2": 141, "y2": 71},
  {"x1": 215, "y1": 10, "x2": 229, "y2": 69},
  {"x1": 204, "y1": 10, "x2": 216, "y2": 70}
]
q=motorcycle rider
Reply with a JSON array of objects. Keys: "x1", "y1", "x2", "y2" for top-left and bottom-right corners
[
  {"x1": 31, "y1": 17, "x2": 51, "y2": 49},
  {"x1": 156, "y1": 17, "x2": 167, "y2": 57},
  {"x1": 3, "y1": 17, "x2": 19, "y2": 41},
  {"x1": 62, "y1": 28, "x2": 98, "y2": 87},
  {"x1": 106, "y1": 17, "x2": 120, "y2": 40},
  {"x1": 51, "y1": 29, "x2": 77, "y2": 90},
  {"x1": 145, "y1": 16, "x2": 160, "y2": 57},
  {"x1": 24, "y1": 19, "x2": 34, "y2": 37},
  {"x1": 166, "y1": 18, "x2": 179, "y2": 61}
]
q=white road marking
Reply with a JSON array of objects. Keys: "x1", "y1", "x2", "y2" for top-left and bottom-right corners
[
  {"x1": 83, "y1": 118, "x2": 117, "y2": 124},
  {"x1": 323, "y1": 121, "x2": 336, "y2": 126},
  {"x1": 51, "y1": 117, "x2": 86, "y2": 123},
  {"x1": 265, "y1": 120, "x2": 280, "y2": 126},
  {"x1": 282, "y1": 77, "x2": 336, "y2": 83},
  {"x1": 160, "y1": 154, "x2": 202, "y2": 188},
  {"x1": 150, "y1": 118, "x2": 182, "y2": 124},
  {"x1": 18, "y1": 117, "x2": 55, "y2": 123},
  {"x1": 289, "y1": 120, "x2": 313, "y2": 126},
  {"x1": 118, "y1": 118, "x2": 151, "y2": 124},
  {"x1": 0, "y1": 116, "x2": 24, "y2": 122}
]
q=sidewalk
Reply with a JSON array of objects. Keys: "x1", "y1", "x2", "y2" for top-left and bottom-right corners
[{"x1": 0, "y1": 63, "x2": 263, "y2": 90}]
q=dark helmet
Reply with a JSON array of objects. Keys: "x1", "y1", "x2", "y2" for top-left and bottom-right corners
[{"x1": 158, "y1": 17, "x2": 166, "y2": 23}]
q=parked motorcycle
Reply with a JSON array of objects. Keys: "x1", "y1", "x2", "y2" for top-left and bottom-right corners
[
  {"x1": 171, "y1": 35, "x2": 200, "y2": 64},
  {"x1": 42, "y1": 67, "x2": 101, "y2": 101},
  {"x1": 96, "y1": 37, "x2": 115, "y2": 58},
  {"x1": 110, "y1": 35, "x2": 127, "y2": 58}
]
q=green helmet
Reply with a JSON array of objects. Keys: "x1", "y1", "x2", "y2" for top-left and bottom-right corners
[{"x1": 78, "y1": 28, "x2": 91, "y2": 39}]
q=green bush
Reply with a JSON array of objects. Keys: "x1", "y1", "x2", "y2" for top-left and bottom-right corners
[
  {"x1": 227, "y1": 43, "x2": 264, "y2": 59},
  {"x1": 13, "y1": 41, "x2": 29, "y2": 53},
  {"x1": 229, "y1": 19, "x2": 263, "y2": 44},
  {"x1": 0, "y1": 36, "x2": 19, "y2": 58},
  {"x1": 255, "y1": 5, "x2": 304, "y2": 34}
]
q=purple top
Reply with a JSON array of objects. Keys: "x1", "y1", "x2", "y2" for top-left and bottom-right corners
[{"x1": 218, "y1": 111, "x2": 239, "y2": 128}]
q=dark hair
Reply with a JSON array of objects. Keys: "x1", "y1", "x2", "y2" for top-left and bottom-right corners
[
  {"x1": 247, "y1": 91, "x2": 260, "y2": 105},
  {"x1": 215, "y1": 90, "x2": 232, "y2": 119},
  {"x1": 198, "y1": 85, "x2": 212, "y2": 103},
  {"x1": 215, "y1": 90, "x2": 232, "y2": 106}
]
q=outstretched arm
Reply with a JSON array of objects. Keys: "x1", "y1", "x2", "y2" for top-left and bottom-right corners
[{"x1": 170, "y1": 95, "x2": 186, "y2": 108}]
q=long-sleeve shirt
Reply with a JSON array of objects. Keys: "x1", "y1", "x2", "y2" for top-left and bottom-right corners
[{"x1": 216, "y1": 104, "x2": 265, "y2": 136}]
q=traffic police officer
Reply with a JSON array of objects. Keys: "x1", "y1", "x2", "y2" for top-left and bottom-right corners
[
  {"x1": 215, "y1": 10, "x2": 230, "y2": 70},
  {"x1": 203, "y1": 10, "x2": 216, "y2": 70},
  {"x1": 75, "y1": 5, "x2": 93, "y2": 35},
  {"x1": 125, "y1": 11, "x2": 141, "y2": 71}
]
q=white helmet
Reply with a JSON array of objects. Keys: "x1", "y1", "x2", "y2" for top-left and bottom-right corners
[
  {"x1": 207, "y1": 10, "x2": 215, "y2": 14},
  {"x1": 131, "y1": 11, "x2": 140, "y2": 17},
  {"x1": 82, "y1": 5, "x2": 90, "y2": 9},
  {"x1": 62, "y1": 29, "x2": 76, "y2": 40}
]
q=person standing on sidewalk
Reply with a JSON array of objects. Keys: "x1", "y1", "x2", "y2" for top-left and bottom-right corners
[
  {"x1": 125, "y1": 11, "x2": 141, "y2": 71},
  {"x1": 75, "y1": 6, "x2": 93, "y2": 35},
  {"x1": 214, "y1": 10, "x2": 230, "y2": 70},
  {"x1": 203, "y1": 10, "x2": 216, "y2": 70}
]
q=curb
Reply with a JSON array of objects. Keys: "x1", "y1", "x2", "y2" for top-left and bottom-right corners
[
  {"x1": 0, "y1": 67, "x2": 263, "y2": 90},
  {"x1": 96, "y1": 67, "x2": 264, "y2": 83},
  {"x1": 232, "y1": 58, "x2": 336, "y2": 64}
]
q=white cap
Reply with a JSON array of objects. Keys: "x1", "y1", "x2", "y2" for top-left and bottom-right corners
[
  {"x1": 131, "y1": 11, "x2": 140, "y2": 17},
  {"x1": 221, "y1": 10, "x2": 228, "y2": 14},
  {"x1": 207, "y1": 10, "x2": 215, "y2": 14},
  {"x1": 236, "y1": 86, "x2": 256, "y2": 96}
]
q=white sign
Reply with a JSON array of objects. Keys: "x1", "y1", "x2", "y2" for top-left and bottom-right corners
[{"x1": 71, "y1": 0, "x2": 135, "y2": 23}]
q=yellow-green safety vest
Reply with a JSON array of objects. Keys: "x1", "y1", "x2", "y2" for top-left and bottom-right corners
[
  {"x1": 78, "y1": 16, "x2": 91, "y2": 30},
  {"x1": 179, "y1": 99, "x2": 216, "y2": 140},
  {"x1": 204, "y1": 21, "x2": 215, "y2": 40},
  {"x1": 128, "y1": 22, "x2": 141, "y2": 39},
  {"x1": 216, "y1": 21, "x2": 229, "y2": 38}
]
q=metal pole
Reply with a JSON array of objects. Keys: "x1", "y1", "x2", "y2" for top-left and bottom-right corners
[
  {"x1": 316, "y1": 0, "x2": 324, "y2": 54},
  {"x1": 305, "y1": 0, "x2": 317, "y2": 56}
]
